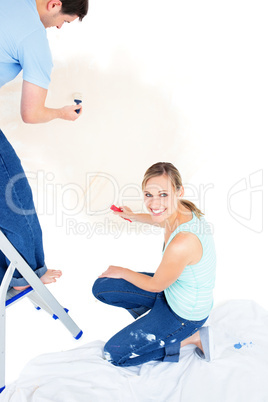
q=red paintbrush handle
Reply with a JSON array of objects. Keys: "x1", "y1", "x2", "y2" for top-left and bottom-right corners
[{"x1": 110, "y1": 205, "x2": 132, "y2": 222}]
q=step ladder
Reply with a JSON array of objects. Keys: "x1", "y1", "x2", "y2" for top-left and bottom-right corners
[{"x1": 0, "y1": 230, "x2": 83, "y2": 393}]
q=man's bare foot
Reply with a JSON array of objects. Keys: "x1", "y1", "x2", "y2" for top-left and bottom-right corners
[
  {"x1": 13, "y1": 269, "x2": 62, "y2": 291},
  {"x1": 13, "y1": 284, "x2": 31, "y2": 291},
  {"x1": 40, "y1": 269, "x2": 62, "y2": 285}
]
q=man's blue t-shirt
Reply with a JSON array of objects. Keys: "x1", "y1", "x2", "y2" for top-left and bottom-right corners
[{"x1": 0, "y1": 0, "x2": 53, "y2": 89}]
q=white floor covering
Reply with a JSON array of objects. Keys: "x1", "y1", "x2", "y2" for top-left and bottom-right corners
[{"x1": 1, "y1": 299, "x2": 268, "y2": 402}]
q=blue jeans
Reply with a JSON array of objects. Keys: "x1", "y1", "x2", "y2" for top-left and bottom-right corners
[
  {"x1": 0, "y1": 130, "x2": 47, "y2": 288},
  {"x1": 92, "y1": 274, "x2": 207, "y2": 367}
]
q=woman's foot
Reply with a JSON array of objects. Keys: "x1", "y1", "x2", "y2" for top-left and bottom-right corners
[
  {"x1": 181, "y1": 330, "x2": 203, "y2": 352},
  {"x1": 181, "y1": 327, "x2": 214, "y2": 362},
  {"x1": 195, "y1": 327, "x2": 214, "y2": 362},
  {"x1": 13, "y1": 269, "x2": 62, "y2": 291}
]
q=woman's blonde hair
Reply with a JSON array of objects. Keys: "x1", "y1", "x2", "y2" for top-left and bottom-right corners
[{"x1": 142, "y1": 162, "x2": 204, "y2": 219}]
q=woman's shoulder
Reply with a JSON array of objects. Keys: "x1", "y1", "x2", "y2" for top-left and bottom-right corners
[
  {"x1": 164, "y1": 231, "x2": 203, "y2": 265},
  {"x1": 165, "y1": 231, "x2": 201, "y2": 253}
]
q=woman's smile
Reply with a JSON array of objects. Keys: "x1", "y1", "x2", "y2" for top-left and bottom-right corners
[{"x1": 150, "y1": 208, "x2": 167, "y2": 216}]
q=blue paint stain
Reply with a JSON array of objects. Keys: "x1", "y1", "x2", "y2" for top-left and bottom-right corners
[
  {"x1": 234, "y1": 342, "x2": 243, "y2": 349},
  {"x1": 234, "y1": 341, "x2": 254, "y2": 349}
]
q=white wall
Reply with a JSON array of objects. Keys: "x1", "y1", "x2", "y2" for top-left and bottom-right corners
[{"x1": 1, "y1": 0, "x2": 267, "y2": 384}]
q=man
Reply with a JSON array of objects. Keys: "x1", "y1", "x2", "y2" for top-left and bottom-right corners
[{"x1": 0, "y1": 0, "x2": 88, "y2": 289}]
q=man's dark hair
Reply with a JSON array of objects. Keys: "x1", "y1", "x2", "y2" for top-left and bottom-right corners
[{"x1": 61, "y1": 0, "x2": 88, "y2": 21}]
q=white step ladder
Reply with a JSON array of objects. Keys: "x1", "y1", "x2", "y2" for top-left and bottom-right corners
[{"x1": 0, "y1": 230, "x2": 83, "y2": 393}]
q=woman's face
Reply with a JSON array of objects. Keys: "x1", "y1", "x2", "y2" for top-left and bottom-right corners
[{"x1": 143, "y1": 175, "x2": 182, "y2": 223}]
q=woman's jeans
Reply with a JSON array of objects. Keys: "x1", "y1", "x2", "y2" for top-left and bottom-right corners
[
  {"x1": 0, "y1": 130, "x2": 47, "y2": 287},
  {"x1": 92, "y1": 274, "x2": 207, "y2": 367}
]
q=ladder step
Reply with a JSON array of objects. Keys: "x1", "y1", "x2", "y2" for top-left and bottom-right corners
[
  {"x1": 5, "y1": 287, "x2": 34, "y2": 307},
  {"x1": 53, "y1": 307, "x2": 69, "y2": 320}
]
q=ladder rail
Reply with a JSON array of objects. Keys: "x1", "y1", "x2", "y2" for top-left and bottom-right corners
[{"x1": 0, "y1": 261, "x2": 16, "y2": 392}]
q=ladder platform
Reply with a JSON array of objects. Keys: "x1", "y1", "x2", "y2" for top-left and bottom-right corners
[{"x1": 5, "y1": 287, "x2": 34, "y2": 307}]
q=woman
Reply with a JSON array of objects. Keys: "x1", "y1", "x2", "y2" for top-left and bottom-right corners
[{"x1": 92, "y1": 162, "x2": 216, "y2": 366}]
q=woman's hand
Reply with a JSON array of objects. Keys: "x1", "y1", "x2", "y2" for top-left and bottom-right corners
[
  {"x1": 98, "y1": 267, "x2": 159, "y2": 292},
  {"x1": 112, "y1": 206, "x2": 134, "y2": 221},
  {"x1": 98, "y1": 265, "x2": 127, "y2": 279},
  {"x1": 111, "y1": 206, "x2": 158, "y2": 226}
]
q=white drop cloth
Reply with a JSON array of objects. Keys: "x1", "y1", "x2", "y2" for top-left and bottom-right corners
[{"x1": 1, "y1": 300, "x2": 268, "y2": 402}]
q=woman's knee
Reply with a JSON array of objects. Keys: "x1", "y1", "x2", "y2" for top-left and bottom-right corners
[
  {"x1": 92, "y1": 278, "x2": 104, "y2": 299},
  {"x1": 92, "y1": 277, "x2": 127, "y2": 298},
  {"x1": 103, "y1": 344, "x2": 116, "y2": 365},
  {"x1": 103, "y1": 341, "x2": 123, "y2": 367},
  {"x1": 92, "y1": 277, "x2": 115, "y2": 300}
]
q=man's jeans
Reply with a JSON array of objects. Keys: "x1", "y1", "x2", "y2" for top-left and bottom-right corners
[
  {"x1": 0, "y1": 130, "x2": 47, "y2": 287},
  {"x1": 92, "y1": 274, "x2": 207, "y2": 367}
]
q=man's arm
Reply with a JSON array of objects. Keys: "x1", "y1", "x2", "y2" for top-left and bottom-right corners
[{"x1": 21, "y1": 80, "x2": 82, "y2": 124}]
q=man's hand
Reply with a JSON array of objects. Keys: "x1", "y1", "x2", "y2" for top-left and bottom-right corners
[
  {"x1": 59, "y1": 105, "x2": 82, "y2": 121},
  {"x1": 21, "y1": 80, "x2": 82, "y2": 123}
]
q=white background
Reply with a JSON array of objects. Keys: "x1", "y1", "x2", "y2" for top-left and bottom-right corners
[{"x1": 0, "y1": 0, "x2": 267, "y2": 385}]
